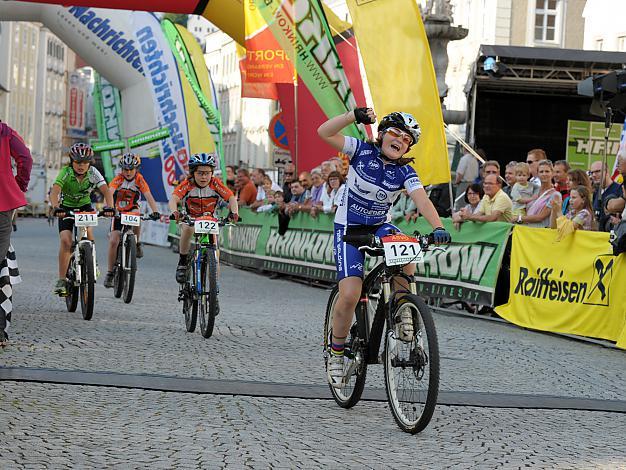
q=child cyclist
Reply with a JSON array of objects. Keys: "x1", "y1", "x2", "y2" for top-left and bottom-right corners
[
  {"x1": 103, "y1": 153, "x2": 161, "y2": 288},
  {"x1": 168, "y1": 152, "x2": 239, "y2": 283},
  {"x1": 50, "y1": 143, "x2": 115, "y2": 296},
  {"x1": 318, "y1": 107, "x2": 451, "y2": 388}
]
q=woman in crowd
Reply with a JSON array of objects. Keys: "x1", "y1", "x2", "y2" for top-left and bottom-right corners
[
  {"x1": 320, "y1": 171, "x2": 345, "y2": 214},
  {"x1": 551, "y1": 185, "x2": 596, "y2": 232},
  {"x1": 562, "y1": 168, "x2": 592, "y2": 214},
  {"x1": 515, "y1": 160, "x2": 562, "y2": 227},
  {"x1": 452, "y1": 183, "x2": 484, "y2": 229}
]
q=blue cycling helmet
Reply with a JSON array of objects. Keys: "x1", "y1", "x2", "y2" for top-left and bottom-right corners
[
  {"x1": 189, "y1": 152, "x2": 217, "y2": 172},
  {"x1": 120, "y1": 152, "x2": 140, "y2": 170}
]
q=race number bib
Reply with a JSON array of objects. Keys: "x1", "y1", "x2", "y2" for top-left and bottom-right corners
[
  {"x1": 74, "y1": 212, "x2": 98, "y2": 227},
  {"x1": 121, "y1": 212, "x2": 141, "y2": 227},
  {"x1": 381, "y1": 234, "x2": 423, "y2": 266},
  {"x1": 194, "y1": 216, "x2": 219, "y2": 234}
]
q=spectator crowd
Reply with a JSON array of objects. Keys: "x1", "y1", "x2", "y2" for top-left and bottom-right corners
[{"x1": 227, "y1": 146, "x2": 626, "y2": 240}]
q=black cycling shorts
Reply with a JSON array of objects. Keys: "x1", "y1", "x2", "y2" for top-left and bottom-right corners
[{"x1": 57, "y1": 204, "x2": 95, "y2": 233}]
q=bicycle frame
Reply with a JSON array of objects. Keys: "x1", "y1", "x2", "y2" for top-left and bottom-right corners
[
  {"x1": 192, "y1": 232, "x2": 218, "y2": 295},
  {"x1": 118, "y1": 220, "x2": 139, "y2": 274},
  {"x1": 343, "y1": 263, "x2": 419, "y2": 383},
  {"x1": 68, "y1": 221, "x2": 96, "y2": 287}
]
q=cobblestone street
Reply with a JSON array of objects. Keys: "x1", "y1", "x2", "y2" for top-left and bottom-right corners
[{"x1": 1, "y1": 219, "x2": 625, "y2": 468}]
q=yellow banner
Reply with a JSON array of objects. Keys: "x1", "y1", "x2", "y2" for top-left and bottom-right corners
[
  {"x1": 346, "y1": 0, "x2": 450, "y2": 185},
  {"x1": 496, "y1": 226, "x2": 626, "y2": 349}
]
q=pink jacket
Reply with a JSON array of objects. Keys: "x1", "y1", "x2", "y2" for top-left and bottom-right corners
[{"x1": 0, "y1": 123, "x2": 32, "y2": 211}]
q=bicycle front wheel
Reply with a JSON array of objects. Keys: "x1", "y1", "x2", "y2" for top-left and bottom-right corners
[
  {"x1": 199, "y1": 248, "x2": 218, "y2": 339},
  {"x1": 384, "y1": 294, "x2": 439, "y2": 434},
  {"x1": 65, "y1": 255, "x2": 78, "y2": 312},
  {"x1": 113, "y1": 244, "x2": 124, "y2": 299},
  {"x1": 323, "y1": 286, "x2": 367, "y2": 408},
  {"x1": 182, "y1": 258, "x2": 197, "y2": 333},
  {"x1": 122, "y1": 235, "x2": 137, "y2": 304},
  {"x1": 79, "y1": 244, "x2": 95, "y2": 321}
]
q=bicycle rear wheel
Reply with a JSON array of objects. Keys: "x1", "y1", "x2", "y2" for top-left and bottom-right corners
[
  {"x1": 383, "y1": 294, "x2": 439, "y2": 434},
  {"x1": 65, "y1": 255, "x2": 78, "y2": 312},
  {"x1": 199, "y1": 248, "x2": 218, "y2": 338},
  {"x1": 123, "y1": 235, "x2": 137, "y2": 304},
  {"x1": 323, "y1": 286, "x2": 367, "y2": 408},
  {"x1": 79, "y1": 244, "x2": 95, "y2": 321}
]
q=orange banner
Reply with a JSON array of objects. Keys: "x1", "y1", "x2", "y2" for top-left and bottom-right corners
[{"x1": 243, "y1": 0, "x2": 293, "y2": 83}]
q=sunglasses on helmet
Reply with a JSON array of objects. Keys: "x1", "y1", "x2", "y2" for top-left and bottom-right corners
[{"x1": 385, "y1": 127, "x2": 413, "y2": 145}]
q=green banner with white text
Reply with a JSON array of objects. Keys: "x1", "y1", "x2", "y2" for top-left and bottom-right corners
[{"x1": 214, "y1": 209, "x2": 511, "y2": 304}]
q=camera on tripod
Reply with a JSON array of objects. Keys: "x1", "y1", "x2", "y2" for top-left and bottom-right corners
[{"x1": 578, "y1": 70, "x2": 626, "y2": 117}]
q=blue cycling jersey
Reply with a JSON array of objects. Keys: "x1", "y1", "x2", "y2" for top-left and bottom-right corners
[{"x1": 334, "y1": 137, "x2": 423, "y2": 226}]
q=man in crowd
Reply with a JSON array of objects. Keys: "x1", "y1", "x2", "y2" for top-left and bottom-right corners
[
  {"x1": 478, "y1": 160, "x2": 501, "y2": 184},
  {"x1": 283, "y1": 179, "x2": 311, "y2": 217},
  {"x1": 526, "y1": 148, "x2": 546, "y2": 185},
  {"x1": 455, "y1": 149, "x2": 480, "y2": 196},
  {"x1": 282, "y1": 163, "x2": 295, "y2": 203},
  {"x1": 298, "y1": 171, "x2": 313, "y2": 192},
  {"x1": 606, "y1": 154, "x2": 626, "y2": 221},
  {"x1": 554, "y1": 160, "x2": 570, "y2": 199},
  {"x1": 320, "y1": 160, "x2": 335, "y2": 181},
  {"x1": 236, "y1": 168, "x2": 257, "y2": 206},
  {"x1": 590, "y1": 160, "x2": 622, "y2": 231},
  {"x1": 502, "y1": 161, "x2": 518, "y2": 197},
  {"x1": 459, "y1": 174, "x2": 513, "y2": 223}
]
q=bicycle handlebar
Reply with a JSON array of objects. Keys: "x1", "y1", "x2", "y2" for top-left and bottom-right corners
[
  {"x1": 169, "y1": 213, "x2": 241, "y2": 227},
  {"x1": 57, "y1": 210, "x2": 114, "y2": 220}
]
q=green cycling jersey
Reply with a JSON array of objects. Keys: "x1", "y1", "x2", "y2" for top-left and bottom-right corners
[{"x1": 53, "y1": 165, "x2": 105, "y2": 208}]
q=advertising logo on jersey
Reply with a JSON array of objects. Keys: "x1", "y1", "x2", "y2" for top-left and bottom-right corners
[{"x1": 367, "y1": 160, "x2": 380, "y2": 170}]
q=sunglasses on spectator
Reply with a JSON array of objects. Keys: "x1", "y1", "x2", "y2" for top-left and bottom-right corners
[
  {"x1": 284, "y1": 171, "x2": 294, "y2": 175},
  {"x1": 526, "y1": 160, "x2": 536, "y2": 164},
  {"x1": 298, "y1": 180, "x2": 307, "y2": 183},
  {"x1": 385, "y1": 127, "x2": 413, "y2": 145}
]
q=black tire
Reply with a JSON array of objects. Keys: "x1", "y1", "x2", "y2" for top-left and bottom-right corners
[
  {"x1": 384, "y1": 294, "x2": 439, "y2": 434},
  {"x1": 199, "y1": 249, "x2": 218, "y2": 338},
  {"x1": 123, "y1": 235, "x2": 137, "y2": 304},
  {"x1": 113, "y1": 244, "x2": 124, "y2": 299},
  {"x1": 79, "y1": 244, "x2": 95, "y2": 321},
  {"x1": 323, "y1": 286, "x2": 367, "y2": 408},
  {"x1": 65, "y1": 255, "x2": 78, "y2": 312},
  {"x1": 182, "y1": 258, "x2": 197, "y2": 333}
]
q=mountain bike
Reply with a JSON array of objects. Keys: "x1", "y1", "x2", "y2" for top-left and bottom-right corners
[
  {"x1": 63, "y1": 210, "x2": 108, "y2": 321},
  {"x1": 112, "y1": 212, "x2": 151, "y2": 304},
  {"x1": 173, "y1": 213, "x2": 237, "y2": 338},
  {"x1": 323, "y1": 231, "x2": 441, "y2": 434}
]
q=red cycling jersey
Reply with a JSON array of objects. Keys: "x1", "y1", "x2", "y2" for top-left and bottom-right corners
[
  {"x1": 109, "y1": 173, "x2": 151, "y2": 213},
  {"x1": 173, "y1": 176, "x2": 233, "y2": 217}
]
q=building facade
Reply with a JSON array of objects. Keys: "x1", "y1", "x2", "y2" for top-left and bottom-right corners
[
  {"x1": 445, "y1": 0, "x2": 586, "y2": 113},
  {"x1": 204, "y1": 29, "x2": 275, "y2": 171},
  {"x1": 0, "y1": 21, "x2": 75, "y2": 187},
  {"x1": 582, "y1": 0, "x2": 626, "y2": 51}
]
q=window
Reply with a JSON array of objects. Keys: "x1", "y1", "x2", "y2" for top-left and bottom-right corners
[
  {"x1": 534, "y1": 0, "x2": 560, "y2": 43},
  {"x1": 618, "y1": 36, "x2": 626, "y2": 52},
  {"x1": 595, "y1": 38, "x2": 603, "y2": 51}
]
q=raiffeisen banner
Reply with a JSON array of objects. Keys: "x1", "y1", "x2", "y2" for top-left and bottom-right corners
[{"x1": 132, "y1": 12, "x2": 190, "y2": 200}]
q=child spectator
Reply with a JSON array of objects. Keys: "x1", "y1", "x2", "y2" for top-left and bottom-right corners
[
  {"x1": 551, "y1": 185, "x2": 596, "y2": 239},
  {"x1": 510, "y1": 162, "x2": 538, "y2": 216}
]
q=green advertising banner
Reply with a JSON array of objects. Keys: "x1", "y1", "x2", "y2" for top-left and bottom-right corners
[
  {"x1": 566, "y1": 120, "x2": 622, "y2": 171},
  {"x1": 93, "y1": 73, "x2": 124, "y2": 182},
  {"x1": 91, "y1": 140, "x2": 125, "y2": 152},
  {"x1": 253, "y1": 0, "x2": 363, "y2": 139},
  {"x1": 128, "y1": 127, "x2": 170, "y2": 148},
  {"x1": 213, "y1": 208, "x2": 512, "y2": 305}
]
